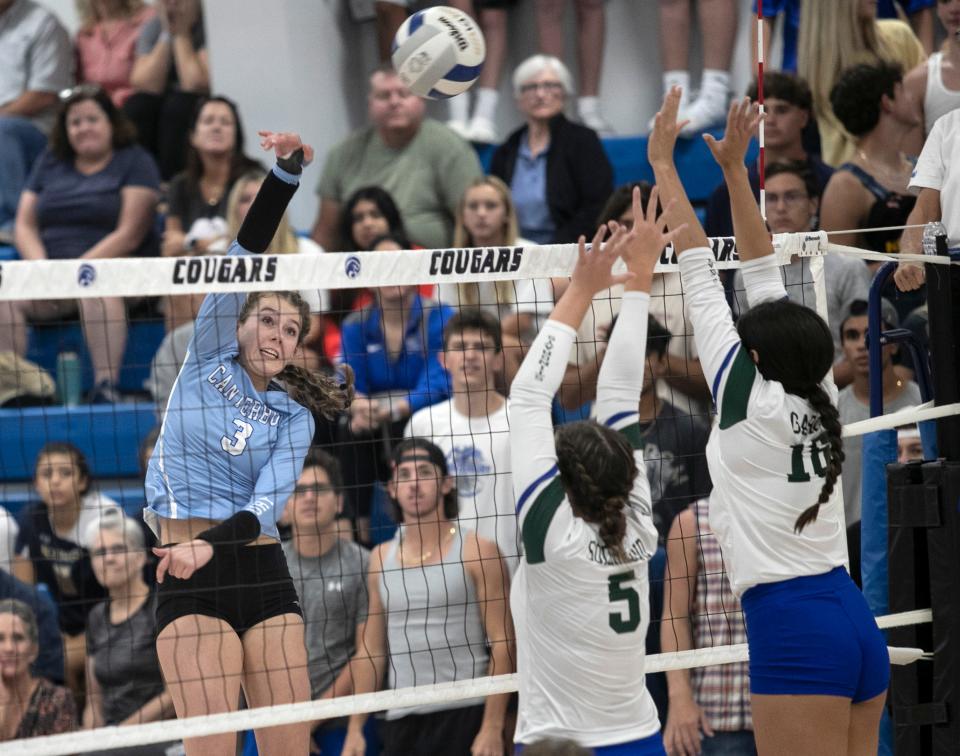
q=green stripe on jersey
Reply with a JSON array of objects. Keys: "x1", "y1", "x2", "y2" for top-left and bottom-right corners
[
  {"x1": 719, "y1": 347, "x2": 756, "y2": 430},
  {"x1": 621, "y1": 422, "x2": 642, "y2": 450},
  {"x1": 522, "y1": 476, "x2": 565, "y2": 564}
]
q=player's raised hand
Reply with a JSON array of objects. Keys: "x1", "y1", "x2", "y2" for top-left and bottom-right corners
[
  {"x1": 258, "y1": 130, "x2": 315, "y2": 166},
  {"x1": 153, "y1": 539, "x2": 214, "y2": 583},
  {"x1": 569, "y1": 224, "x2": 635, "y2": 297},
  {"x1": 616, "y1": 185, "x2": 686, "y2": 276},
  {"x1": 703, "y1": 97, "x2": 762, "y2": 172},
  {"x1": 648, "y1": 86, "x2": 689, "y2": 168}
]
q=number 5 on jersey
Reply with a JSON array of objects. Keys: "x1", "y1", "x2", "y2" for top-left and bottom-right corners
[
  {"x1": 608, "y1": 570, "x2": 642, "y2": 634},
  {"x1": 221, "y1": 418, "x2": 254, "y2": 456}
]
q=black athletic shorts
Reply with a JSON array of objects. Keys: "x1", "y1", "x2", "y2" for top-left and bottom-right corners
[
  {"x1": 380, "y1": 704, "x2": 486, "y2": 756},
  {"x1": 155, "y1": 542, "x2": 301, "y2": 637}
]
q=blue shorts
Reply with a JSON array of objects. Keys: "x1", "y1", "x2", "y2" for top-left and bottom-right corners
[
  {"x1": 516, "y1": 732, "x2": 665, "y2": 755},
  {"x1": 742, "y1": 567, "x2": 889, "y2": 702}
]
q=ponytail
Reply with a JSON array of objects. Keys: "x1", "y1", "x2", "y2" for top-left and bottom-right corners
[
  {"x1": 280, "y1": 363, "x2": 355, "y2": 420},
  {"x1": 794, "y1": 383, "x2": 844, "y2": 532}
]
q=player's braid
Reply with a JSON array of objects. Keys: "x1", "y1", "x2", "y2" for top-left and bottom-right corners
[
  {"x1": 280, "y1": 362, "x2": 355, "y2": 420},
  {"x1": 555, "y1": 425, "x2": 631, "y2": 562},
  {"x1": 794, "y1": 383, "x2": 845, "y2": 533}
]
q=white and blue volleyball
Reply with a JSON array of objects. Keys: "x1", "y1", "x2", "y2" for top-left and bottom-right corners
[{"x1": 391, "y1": 7, "x2": 486, "y2": 100}]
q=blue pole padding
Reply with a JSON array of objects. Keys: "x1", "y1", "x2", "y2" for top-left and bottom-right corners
[{"x1": 860, "y1": 429, "x2": 897, "y2": 617}]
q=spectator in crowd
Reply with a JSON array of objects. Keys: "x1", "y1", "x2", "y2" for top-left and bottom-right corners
[
  {"x1": 731, "y1": 161, "x2": 871, "y2": 388},
  {"x1": 704, "y1": 72, "x2": 834, "y2": 239},
  {"x1": 637, "y1": 317, "x2": 712, "y2": 544},
  {"x1": 756, "y1": 0, "x2": 937, "y2": 73},
  {"x1": 75, "y1": 0, "x2": 155, "y2": 109},
  {"x1": 838, "y1": 300, "x2": 921, "y2": 575},
  {"x1": 0, "y1": 0, "x2": 73, "y2": 235},
  {"x1": 312, "y1": 65, "x2": 483, "y2": 252},
  {"x1": 654, "y1": 0, "x2": 737, "y2": 135},
  {"x1": 898, "y1": 424, "x2": 925, "y2": 463},
  {"x1": 160, "y1": 95, "x2": 261, "y2": 331},
  {"x1": 594, "y1": 182, "x2": 710, "y2": 408},
  {"x1": 904, "y1": 0, "x2": 960, "y2": 138},
  {"x1": 339, "y1": 233, "x2": 454, "y2": 543},
  {"x1": 820, "y1": 62, "x2": 920, "y2": 258},
  {"x1": 0, "y1": 599, "x2": 76, "y2": 741},
  {"x1": 440, "y1": 176, "x2": 551, "y2": 321},
  {"x1": 84, "y1": 510, "x2": 173, "y2": 736},
  {"x1": 661, "y1": 498, "x2": 755, "y2": 756},
  {"x1": 3, "y1": 85, "x2": 160, "y2": 403},
  {"x1": 404, "y1": 309, "x2": 519, "y2": 574},
  {"x1": 125, "y1": 0, "x2": 209, "y2": 179},
  {"x1": 342, "y1": 438, "x2": 513, "y2": 756},
  {"x1": 534, "y1": 0, "x2": 611, "y2": 133},
  {"x1": 329, "y1": 186, "x2": 409, "y2": 323},
  {"x1": 0, "y1": 570, "x2": 63, "y2": 685},
  {"x1": 14, "y1": 443, "x2": 124, "y2": 699},
  {"x1": 893, "y1": 99, "x2": 960, "y2": 294},
  {"x1": 490, "y1": 55, "x2": 613, "y2": 245},
  {"x1": 445, "y1": 1, "x2": 510, "y2": 143},
  {"x1": 798, "y1": 0, "x2": 925, "y2": 166},
  {"x1": 282, "y1": 449, "x2": 379, "y2": 754}
]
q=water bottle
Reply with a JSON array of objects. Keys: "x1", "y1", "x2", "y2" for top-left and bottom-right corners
[
  {"x1": 921, "y1": 221, "x2": 947, "y2": 256},
  {"x1": 56, "y1": 352, "x2": 82, "y2": 406}
]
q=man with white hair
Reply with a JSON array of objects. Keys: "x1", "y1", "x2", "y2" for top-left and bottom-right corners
[{"x1": 311, "y1": 65, "x2": 483, "y2": 252}]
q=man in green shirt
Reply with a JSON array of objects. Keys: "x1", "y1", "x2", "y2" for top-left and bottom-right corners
[{"x1": 311, "y1": 65, "x2": 483, "y2": 252}]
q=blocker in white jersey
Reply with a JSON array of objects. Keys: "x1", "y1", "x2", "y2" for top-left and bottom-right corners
[{"x1": 510, "y1": 292, "x2": 661, "y2": 748}]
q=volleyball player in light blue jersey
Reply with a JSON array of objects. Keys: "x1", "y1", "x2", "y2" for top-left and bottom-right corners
[{"x1": 144, "y1": 132, "x2": 353, "y2": 756}]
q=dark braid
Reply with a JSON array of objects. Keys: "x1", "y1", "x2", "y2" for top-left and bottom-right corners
[
  {"x1": 794, "y1": 383, "x2": 845, "y2": 533},
  {"x1": 239, "y1": 291, "x2": 355, "y2": 419},
  {"x1": 555, "y1": 421, "x2": 636, "y2": 562}
]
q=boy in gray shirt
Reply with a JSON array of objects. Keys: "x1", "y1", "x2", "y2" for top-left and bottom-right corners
[{"x1": 282, "y1": 447, "x2": 372, "y2": 752}]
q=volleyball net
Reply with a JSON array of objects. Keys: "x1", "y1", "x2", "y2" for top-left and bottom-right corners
[{"x1": 0, "y1": 230, "x2": 956, "y2": 755}]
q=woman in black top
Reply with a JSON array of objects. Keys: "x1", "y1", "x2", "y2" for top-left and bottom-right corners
[{"x1": 490, "y1": 54, "x2": 612, "y2": 244}]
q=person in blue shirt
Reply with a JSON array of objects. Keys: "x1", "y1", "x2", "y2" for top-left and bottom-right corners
[
  {"x1": 338, "y1": 232, "x2": 454, "y2": 543},
  {"x1": 144, "y1": 131, "x2": 353, "y2": 756}
]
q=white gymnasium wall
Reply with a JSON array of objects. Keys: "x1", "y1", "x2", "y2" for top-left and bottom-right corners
[{"x1": 42, "y1": 0, "x2": 759, "y2": 229}]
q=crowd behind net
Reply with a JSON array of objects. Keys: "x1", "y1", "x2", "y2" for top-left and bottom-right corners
[{"x1": 0, "y1": 229, "x2": 953, "y2": 755}]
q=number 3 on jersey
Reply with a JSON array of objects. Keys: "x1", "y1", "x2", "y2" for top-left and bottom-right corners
[
  {"x1": 221, "y1": 418, "x2": 254, "y2": 456},
  {"x1": 608, "y1": 570, "x2": 641, "y2": 634}
]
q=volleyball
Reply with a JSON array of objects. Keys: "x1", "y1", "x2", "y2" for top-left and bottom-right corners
[{"x1": 391, "y1": 6, "x2": 486, "y2": 100}]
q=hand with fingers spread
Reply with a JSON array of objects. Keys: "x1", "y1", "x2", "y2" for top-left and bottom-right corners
[
  {"x1": 614, "y1": 185, "x2": 686, "y2": 289},
  {"x1": 258, "y1": 130, "x2": 316, "y2": 166},
  {"x1": 703, "y1": 97, "x2": 762, "y2": 173},
  {"x1": 648, "y1": 86, "x2": 690, "y2": 169},
  {"x1": 568, "y1": 224, "x2": 636, "y2": 299}
]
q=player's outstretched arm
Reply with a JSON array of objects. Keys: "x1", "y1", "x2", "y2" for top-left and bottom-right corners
[
  {"x1": 647, "y1": 87, "x2": 711, "y2": 255},
  {"x1": 704, "y1": 98, "x2": 787, "y2": 307},
  {"x1": 703, "y1": 98, "x2": 770, "y2": 263}
]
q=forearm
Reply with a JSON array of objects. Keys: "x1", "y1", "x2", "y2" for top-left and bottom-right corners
[
  {"x1": 13, "y1": 224, "x2": 47, "y2": 260},
  {"x1": 171, "y1": 37, "x2": 208, "y2": 92},
  {"x1": 899, "y1": 189, "x2": 941, "y2": 254},
  {"x1": 238, "y1": 165, "x2": 300, "y2": 253},
  {"x1": 120, "y1": 691, "x2": 174, "y2": 725},
  {"x1": 651, "y1": 161, "x2": 711, "y2": 253},
  {"x1": 723, "y1": 163, "x2": 772, "y2": 262},
  {"x1": 82, "y1": 702, "x2": 103, "y2": 729},
  {"x1": 130, "y1": 43, "x2": 171, "y2": 93},
  {"x1": 480, "y1": 692, "x2": 509, "y2": 733},
  {"x1": 595, "y1": 292, "x2": 649, "y2": 418},
  {"x1": 82, "y1": 224, "x2": 150, "y2": 259},
  {"x1": 0, "y1": 90, "x2": 57, "y2": 118}
]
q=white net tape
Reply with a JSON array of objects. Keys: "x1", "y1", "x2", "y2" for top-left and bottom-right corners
[{"x1": 0, "y1": 610, "x2": 933, "y2": 756}]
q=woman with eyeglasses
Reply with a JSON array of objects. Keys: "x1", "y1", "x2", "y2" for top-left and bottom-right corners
[
  {"x1": 4, "y1": 85, "x2": 160, "y2": 403},
  {"x1": 490, "y1": 54, "x2": 613, "y2": 245},
  {"x1": 84, "y1": 510, "x2": 175, "y2": 748}
]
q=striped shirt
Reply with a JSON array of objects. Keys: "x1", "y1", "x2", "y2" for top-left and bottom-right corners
[{"x1": 689, "y1": 499, "x2": 751, "y2": 732}]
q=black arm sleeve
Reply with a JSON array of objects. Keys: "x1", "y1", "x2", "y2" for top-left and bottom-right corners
[
  {"x1": 196, "y1": 510, "x2": 261, "y2": 547},
  {"x1": 237, "y1": 168, "x2": 299, "y2": 253}
]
